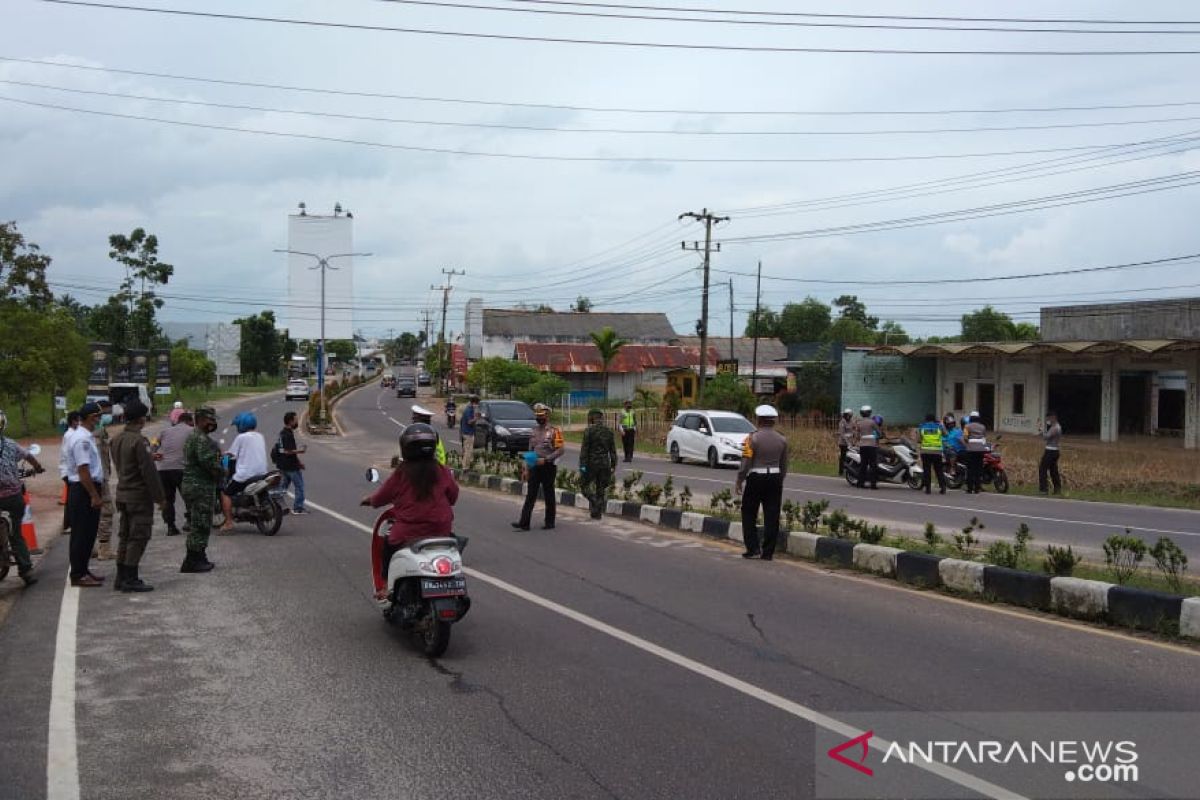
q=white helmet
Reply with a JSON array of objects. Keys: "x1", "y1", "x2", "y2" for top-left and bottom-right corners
[
  {"x1": 860, "y1": 405, "x2": 872, "y2": 415},
  {"x1": 411, "y1": 404, "x2": 434, "y2": 417},
  {"x1": 173, "y1": 401, "x2": 183, "y2": 409},
  {"x1": 754, "y1": 404, "x2": 778, "y2": 419},
  {"x1": 842, "y1": 408, "x2": 852, "y2": 416}
]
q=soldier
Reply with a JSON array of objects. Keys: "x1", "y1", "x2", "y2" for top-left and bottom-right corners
[
  {"x1": 736, "y1": 405, "x2": 789, "y2": 560},
  {"x1": 109, "y1": 400, "x2": 166, "y2": 592},
  {"x1": 93, "y1": 399, "x2": 117, "y2": 560},
  {"x1": 836, "y1": 408, "x2": 854, "y2": 476},
  {"x1": 180, "y1": 407, "x2": 222, "y2": 573},
  {"x1": 511, "y1": 403, "x2": 564, "y2": 531},
  {"x1": 578, "y1": 408, "x2": 617, "y2": 519}
]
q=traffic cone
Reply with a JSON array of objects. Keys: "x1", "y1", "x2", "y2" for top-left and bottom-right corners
[
  {"x1": 59, "y1": 482, "x2": 67, "y2": 505},
  {"x1": 21, "y1": 491, "x2": 42, "y2": 555}
]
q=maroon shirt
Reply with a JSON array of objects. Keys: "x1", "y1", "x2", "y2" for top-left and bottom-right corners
[{"x1": 368, "y1": 465, "x2": 460, "y2": 545}]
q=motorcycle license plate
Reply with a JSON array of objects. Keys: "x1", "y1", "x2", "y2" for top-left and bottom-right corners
[{"x1": 421, "y1": 577, "x2": 466, "y2": 598}]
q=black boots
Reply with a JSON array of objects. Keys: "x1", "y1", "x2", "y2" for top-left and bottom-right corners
[
  {"x1": 116, "y1": 564, "x2": 154, "y2": 593},
  {"x1": 180, "y1": 548, "x2": 214, "y2": 573}
]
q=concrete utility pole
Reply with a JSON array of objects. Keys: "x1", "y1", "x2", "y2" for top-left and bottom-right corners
[
  {"x1": 679, "y1": 208, "x2": 730, "y2": 393},
  {"x1": 728, "y1": 278, "x2": 735, "y2": 360},
  {"x1": 419, "y1": 310, "x2": 433, "y2": 352},
  {"x1": 751, "y1": 260, "x2": 762, "y2": 397},
  {"x1": 432, "y1": 268, "x2": 465, "y2": 395}
]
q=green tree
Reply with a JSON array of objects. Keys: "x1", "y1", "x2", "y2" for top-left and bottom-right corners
[
  {"x1": 1, "y1": 221, "x2": 53, "y2": 310},
  {"x1": 589, "y1": 326, "x2": 628, "y2": 399},
  {"x1": 466, "y1": 357, "x2": 541, "y2": 396},
  {"x1": 108, "y1": 227, "x2": 174, "y2": 349},
  {"x1": 170, "y1": 341, "x2": 216, "y2": 391},
  {"x1": 826, "y1": 317, "x2": 876, "y2": 344},
  {"x1": 515, "y1": 374, "x2": 570, "y2": 407},
  {"x1": 384, "y1": 332, "x2": 421, "y2": 363},
  {"x1": 572, "y1": 296, "x2": 593, "y2": 313},
  {"x1": 698, "y1": 372, "x2": 754, "y2": 416},
  {"x1": 832, "y1": 295, "x2": 879, "y2": 330},
  {"x1": 0, "y1": 307, "x2": 88, "y2": 434},
  {"x1": 744, "y1": 305, "x2": 780, "y2": 338},
  {"x1": 1013, "y1": 322, "x2": 1040, "y2": 341},
  {"x1": 777, "y1": 298, "x2": 831, "y2": 344},
  {"x1": 875, "y1": 320, "x2": 910, "y2": 345},
  {"x1": 324, "y1": 339, "x2": 358, "y2": 364},
  {"x1": 961, "y1": 306, "x2": 1018, "y2": 341},
  {"x1": 234, "y1": 310, "x2": 284, "y2": 381}
]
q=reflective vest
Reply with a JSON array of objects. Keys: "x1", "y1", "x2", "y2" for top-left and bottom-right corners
[
  {"x1": 620, "y1": 410, "x2": 636, "y2": 430},
  {"x1": 919, "y1": 423, "x2": 944, "y2": 453}
]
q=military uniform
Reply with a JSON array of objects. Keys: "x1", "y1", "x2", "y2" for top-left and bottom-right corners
[
  {"x1": 94, "y1": 423, "x2": 116, "y2": 560},
  {"x1": 181, "y1": 424, "x2": 223, "y2": 570},
  {"x1": 110, "y1": 419, "x2": 166, "y2": 591},
  {"x1": 737, "y1": 425, "x2": 789, "y2": 559},
  {"x1": 578, "y1": 416, "x2": 617, "y2": 519}
]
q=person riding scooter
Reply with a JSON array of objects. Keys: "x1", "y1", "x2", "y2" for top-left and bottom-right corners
[
  {"x1": 362, "y1": 423, "x2": 459, "y2": 600},
  {"x1": 444, "y1": 398, "x2": 457, "y2": 429}
]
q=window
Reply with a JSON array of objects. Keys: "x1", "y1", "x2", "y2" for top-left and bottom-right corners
[
  {"x1": 682, "y1": 377, "x2": 694, "y2": 398},
  {"x1": 953, "y1": 382, "x2": 965, "y2": 410},
  {"x1": 682, "y1": 415, "x2": 701, "y2": 431},
  {"x1": 1012, "y1": 383, "x2": 1026, "y2": 415}
]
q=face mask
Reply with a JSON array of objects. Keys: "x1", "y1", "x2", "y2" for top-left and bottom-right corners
[{"x1": 99, "y1": 414, "x2": 113, "y2": 427}]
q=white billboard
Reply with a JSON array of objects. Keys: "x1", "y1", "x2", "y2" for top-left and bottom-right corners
[{"x1": 286, "y1": 214, "x2": 354, "y2": 340}]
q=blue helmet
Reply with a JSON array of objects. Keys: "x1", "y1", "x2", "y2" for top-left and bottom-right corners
[{"x1": 233, "y1": 412, "x2": 258, "y2": 433}]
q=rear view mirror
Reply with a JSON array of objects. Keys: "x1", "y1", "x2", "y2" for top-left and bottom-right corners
[
  {"x1": 27, "y1": 443, "x2": 42, "y2": 456},
  {"x1": 366, "y1": 467, "x2": 382, "y2": 483}
]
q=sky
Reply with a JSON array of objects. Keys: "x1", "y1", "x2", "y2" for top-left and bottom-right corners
[{"x1": 4, "y1": 0, "x2": 1200, "y2": 342}]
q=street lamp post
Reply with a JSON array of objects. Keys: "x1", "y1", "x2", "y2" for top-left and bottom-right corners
[{"x1": 274, "y1": 249, "x2": 371, "y2": 426}]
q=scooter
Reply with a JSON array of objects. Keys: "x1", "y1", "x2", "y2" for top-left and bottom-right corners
[
  {"x1": 365, "y1": 467, "x2": 470, "y2": 657},
  {"x1": 215, "y1": 456, "x2": 285, "y2": 535},
  {"x1": 944, "y1": 437, "x2": 1010, "y2": 493},
  {"x1": 0, "y1": 444, "x2": 41, "y2": 582},
  {"x1": 843, "y1": 437, "x2": 924, "y2": 490},
  {"x1": 445, "y1": 403, "x2": 457, "y2": 430}
]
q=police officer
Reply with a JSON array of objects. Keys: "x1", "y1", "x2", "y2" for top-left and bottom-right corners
[
  {"x1": 836, "y1": 408, "x2": 854, "y2": 476},
  {"x1": 736, "y1": 405, "x2": 789, "y2": 560},
  {"x1": 618, "y1": 400, "x2": 637, "y2": 463},
  {"x1": 1039, "y1": 411, "x2": 1063, "y2": 495},
  {"x1": 853, "y1": 405, "x2": 881, "y2": 490},
  {"x1": 411, "y1": 404, "x2": 447, "y2": 465},
  {"x1": 180, "y1": 407, "x2": 222, "y2": 573},
  {"x1": 512, "y1": 403, "x2": 564, "y2": 531},
  {"x1": 459, "y1": 395, "x2": 480, "y2": 471},
  {"x1": 109, "y1": 400, "x2": 166, "y2": 592},
  {"x1": 963, "y1": 411, "x2": 988, "y2": 495},
  {"x1": 578, "y1": 408, "x2": 617, "y2": 519},
  {"x1": 917, "y1": 413, "x2": 947, "y2": 495}
]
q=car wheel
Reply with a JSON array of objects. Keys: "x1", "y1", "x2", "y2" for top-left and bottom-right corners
[
  {"x1": 669, "y1": 442, "x2": 681, "y2": 464},
  {"x1": 707, "y1": 447, "x2": 719, "y2": 469}
]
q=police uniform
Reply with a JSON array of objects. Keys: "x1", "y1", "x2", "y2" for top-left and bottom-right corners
[
  {"x1": 853, "y1": 413, "x2": 881, "y2": 489},
  {"x1": 578, "y1": 412, "x2": 618, "y2": 519},
  {"x1": 836, "y1": 412, "x2": 854, "y2": 476},
  {"x1": 917, "y1": 419, "x2": 947, "y2": 494},
  {"x1": 110, "y1": 415, "x2": 166, "y2": 591},
  {"x1": 514, "y1": 409, "x2": 564, "y2": 530},
  {"x1": 737, "y1": 406, "x2": 789, "y2": 559},
  {"x1": 618, "y1": 405, "x2": 637, "y2": 463},
  {"x1": 181, "y1": 415, "x2": 223, "y2": 571}
]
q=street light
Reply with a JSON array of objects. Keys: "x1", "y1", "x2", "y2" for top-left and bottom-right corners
[{"x1": 273, "y1": 249, "x2": 371, "y2": 425}]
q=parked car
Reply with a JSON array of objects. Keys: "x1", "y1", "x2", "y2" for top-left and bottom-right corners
[
  {"x1": 666, "y1": 410, "x2": 755, "y2": 468},
  {"x1": 396, "y1": 377, "x2": 417, "y2": 398},
  {"x1": 474, "y1": 400, "x2": 537, "y2": 453},
  {"x1": 285, "y1": 379, "x2": 310, "y2": 401},
  {"x1": 417, "y1": 371, "x2": 432, "y2": 386}
]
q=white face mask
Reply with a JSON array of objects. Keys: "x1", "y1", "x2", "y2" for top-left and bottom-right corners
[{"x1": 99, "y1": 413, "x2": 114, "y2": 427}]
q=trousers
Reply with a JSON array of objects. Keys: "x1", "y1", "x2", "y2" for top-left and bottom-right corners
[
  {"x1": 1038, "y1": 449, "x2": 1062, "y2": 493},
  {"x1": 519, "y1": 464, "x2": 557, "y2": 527},
  {"x1": 581, "y1": 466, "x2": 612, "y2": 518},
  {"x1": 857, "y1": 446, "x2": 878, "y2": 488},
  {"x1": 67, "y1": 482, "x2": 100, "y2": 580},
  {"x1": 183, "y1": 484, "x2": 216, "y2": 551},
  {"x1": 96, "y1": 480, "x2": 115, "y2": 545},
  {"x1": 158, "y1": 469, "x2": 186, "y2": 530},
  {"x1": 965, "y1": 451, "x2": 985, "y2": 493},
  {"x1": 741, "y1": 473, "x2": 784, "y2": 557},
  {"x1": 621, "y1": 430, "x2": 636, "y2": 462},
  {"x1": 0, "y1": 492, "x2": 32, "y2": 572},
  {"x1": 116, "y1": 501, "x2": 154, "y2": 567},
  {"x1": 280, "y1": 469, "x2": 305, "y2": 511},
  {"x1": 920, "y1": 453, "x2": 946, "y2": 492}
]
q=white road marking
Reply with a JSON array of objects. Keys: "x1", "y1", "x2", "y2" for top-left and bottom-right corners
[
  {"x1": 47, "y1": 580, "x2": 81, "y2": 800},
  {"x1": 304, "y1": 498, "x2": 1025, "y2": 800}
]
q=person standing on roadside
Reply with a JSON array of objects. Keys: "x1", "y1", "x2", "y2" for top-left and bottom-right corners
[
  {"x1": 459, "y1": 395, "x2": 480, "y2": 471},
  {"x1": 1039, "y1": 411, "x2": 1063, "y2": 495},
  {"x1": 93, "y1": 400, "x2": 117, "y2": 561},
  {"x1": 154, "y1": 411, "x2": 193, "y2": 536},
  {"x1": 618, "y1": 400, "x2": 637, "y2": 463},
  {"x1": 180, "y1": 407, "x2": 222, "y2": 573},
  {"x1": 853, "y1": 405, "x2": 881, "y2": 490},
  {"x1": 736, "y1": 405, "x2": 789, "y2": 560},
  {"x1": 109, "y1": 400, "x2": 166, "y2": 593},
  {"x1": 836, "y1": 408, "x2": 854, "y2": 476},
  {"x1": 0, "y1": 409, "x2": 46, "y2": 586},
  {"x1": 917, "y1": 413, "x2": 947, "y2": 495},
  {"x1": 578, "y1": 408, "x2": 617, "y2": 519},
  {"x1": 511, "y1": 403, "x2": 564, "y2": 531},
  {"x1": 964, "y1": 411, "x2": 988, "y2": 494},
  {"x1": 58, "y1": 410, "x2": 81, "y2": 535},
  {"x1": 65, "y1": 403, "x2": 106, "y2": 586},
  {"x1": 276, "y1": 411, "x2": 307, "y2": 514}
]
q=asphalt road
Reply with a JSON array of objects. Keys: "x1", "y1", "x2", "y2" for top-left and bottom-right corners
[{"x1": 1, "y1": 384, "x2": 1198, "y2": 800}]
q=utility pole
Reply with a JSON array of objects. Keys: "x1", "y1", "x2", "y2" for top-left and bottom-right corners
[
  {"x1": 728, "y1": 278, "x2": 735, "y2": 361},
  {"x1": 419, "y1": 310, "x2": 432, "y2": 353},
  {"x1": 432, "y1": 268, "x2": 465, "y2": 395},
  {"x1": 751, "y1": 260, "x2": 762, "y2": 398},
  {"x1": 679, "y1": 208, "x2": 730, "y2": 394}
]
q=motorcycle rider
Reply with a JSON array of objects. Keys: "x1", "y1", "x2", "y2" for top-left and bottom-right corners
[
  {"x1": 963, "y1": 411, "x2": 988, "y2": 494},
  {"x1": 362, "y1": 423, "x2": 459, "y2": 601},
  {"x1": 444, "y1": 397, "x2": 457, "y2": 428},
  {"x1": 219, "y1": 412, "x2": 269, "y2": 532},
  {"x1": 836, "y1": 409, "x2": 854, "y2": 476},
  {"x1": 410, "y1": 404, "x2": 447, "y2": 465},
  {"x1": 853, "y1": 405, "x2": 881, "y2": 490},
  {"x1": 0, "y1": 409, "x2": 46, "y2": 586},
  {"x1": 917, "y1": 413, "x2": 947, "y2": 495}
]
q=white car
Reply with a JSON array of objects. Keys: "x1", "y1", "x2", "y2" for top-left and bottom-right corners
[
  {"x1": 666, "y1": 410, "x2": 756, "y2": 469},
  {"x1": 285, "y1": 379, "x2": 310, "y2": 401}
]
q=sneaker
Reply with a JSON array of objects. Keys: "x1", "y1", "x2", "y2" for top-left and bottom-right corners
[
  {"x1": 19, "y1": 571, "x2": 38, "y2": 587},
  {"x1": 70, "y1": 575, "x2": 103, "y2": 587},
  {"x1": 510, "y1": 522, "x2": 530, "y2": 531},
  {"x1": 292, "y1": 508, "x2": 309, "y2": 515}
]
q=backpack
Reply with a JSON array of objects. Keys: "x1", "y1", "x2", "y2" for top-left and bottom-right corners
[{"x1": 270, "y1": 433, "x2": 284, "y2": 467}]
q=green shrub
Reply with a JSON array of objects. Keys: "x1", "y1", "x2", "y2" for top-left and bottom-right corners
[
  {"x1": 637, "y1": 483, "x2": 664, "y2": 505},
  {"x1": 1149, "y1": 536, "x2": 1188, "y2": 593},
  {"x1": 1042, "y1": 545, "x2": 1081, "y2": 577},
  {"x1": 985, "y1": 541, "x2": 1019, "y2": 569},
  {"x1": 822, "y1": 508, "x2": 851, "y2": 538},
  {"x1": 923, "y1": 522, "x2": 942, "y2": 549},
  {"x1": 1103, "y1": 530, "x2": 1147, "y2": 584},
  {"x1": 620, "y1": 470, "x2": 643, "y2": 502},
  {"x1": 679, "y1": 485, "x2": 693, "y2": 512},
  {"x1": 802, "y1": 500, "x2": 829, "y2": 533}
]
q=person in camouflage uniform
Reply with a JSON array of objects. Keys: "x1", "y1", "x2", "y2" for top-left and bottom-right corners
[
  {"x1": 180, "y1": 406, "x2": 222, "y2": 573},
  {"x1": 578, "y1": 408, "x2": 617, "y2": 519},
  {"x1": 94, "y1": 400, "x2": 117, "y2": 561}
]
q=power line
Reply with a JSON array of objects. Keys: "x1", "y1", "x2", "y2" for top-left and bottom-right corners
[
  {"x1": 35, "y1": 1, "x2": 1200, "y2": 55},
  {"x1": 10, "y1": 56, "x2": 1200, "y2": 117}
]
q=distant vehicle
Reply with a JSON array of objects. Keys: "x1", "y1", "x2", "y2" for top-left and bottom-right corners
[
  {"x1": 473, "y1": 400, "x2": 537, "y2": 453},
  {"x1": 417, "y1": 371, "x2": 432, "y2": 386},
  {"x1": 396, "y1": 377, "x2": 417, "y2": 398},
  {"x1": 101, "y1": 383, "x2": 154, "y2": 420},
  {"x1": 381, "y1": 375, "x2": 396, "y2": 389},
  {"x1": 666, "y1": 410, "x2": 755, "y2": 469},
  {"x1": 285, "y1": 379, "x2": 310, "y2": 401}
]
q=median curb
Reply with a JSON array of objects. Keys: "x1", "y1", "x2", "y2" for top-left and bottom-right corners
[{"x1": 452, "y1": 468, "x2": 1199, "y2": 642}]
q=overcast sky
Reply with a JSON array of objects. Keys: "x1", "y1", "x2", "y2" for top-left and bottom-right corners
[{"x1": 4, "y1": 0, "x2": 1200, "y2": 341}]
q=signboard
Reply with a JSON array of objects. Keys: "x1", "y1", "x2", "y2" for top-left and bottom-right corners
[
  {"x1": 716, "y1": 359, "x2": 739, "y2": 376},
  {"x1": 286, "y1": 214, "x2": 355, "y2": 340},
  {"x1": 153, "y1": 348, "x2": 172, "y2": 396},
  {"x1": 113, "y1": 353, "x2": 132, "y2": 383},
  {"x1": 54, "y1": 395, "x2": 67, "y2": 411},
  {"x1": 129, "y1": 349, "x2": 150, "y2": 383},
  {"x1": 87, "y1": 342, "x2": 111, "y2": 395}
]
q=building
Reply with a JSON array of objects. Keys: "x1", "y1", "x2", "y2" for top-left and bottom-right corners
[
  {"x1": 671, "y1": 336, "x2": 789, "y2": 395},
  {"x1": 514, "y1": 342, "x2": 694, "y2": 402},
  {"x1": 470, "y1": 307, "x2": 677, "y2": 361}
]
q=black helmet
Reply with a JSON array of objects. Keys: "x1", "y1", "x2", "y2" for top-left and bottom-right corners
[{"x1": 399, "y1": 423, "x2": 438, "y2": 461}]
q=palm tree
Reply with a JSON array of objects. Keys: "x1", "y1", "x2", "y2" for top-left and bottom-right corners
[{"x1": 590, "y1": 326, "x2": 628, "y2": 400}]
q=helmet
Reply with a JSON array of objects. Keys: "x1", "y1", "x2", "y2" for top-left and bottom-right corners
[
  {"x1": 411, "y1": 404, "x2": 434, "y2": 419},
  {"x1": 969, "y1": 410, "x2": 980, "y2": 418},
  {"x1": 754, "y1": 404, "x2": 778, "y2": 419},
  {"x1": 124, "y1": 400, "x2": 149, "y2": 422},
  {"x1": 842, "y1": 408, "x2": 852, "y2": 416},
  {"x1": 173, "y1": 401, "x2": 183, "y2": 409},
  {"x1": 233, "y1": 412, "x2": 257, "y2": 433},
  {"x1": 872, "y1": 415, "x2": 883, "y2": 426},
  {"x1": 195, "y1": 406, "x2": 217, "y2": 422},
  {"x1": 399, "y1": 423, "x2": 438, "y2": 461},
  {"x1": 860, "y1": 405, "x2": 872, "y2": 416},
  {"x1": 533, "y1": 403, "x2": 550, "y2": 416}
]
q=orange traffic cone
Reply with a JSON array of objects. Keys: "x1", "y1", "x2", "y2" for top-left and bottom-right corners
[
  {"x1": 59, "y1": 481, "x2": 67, "y2": 505},
  {"x1": 21, "y1": 491, "x2": 42, "y2": 555}
]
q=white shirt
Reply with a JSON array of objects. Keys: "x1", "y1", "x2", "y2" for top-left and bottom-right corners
[
  {"x1": 66, "y1": 426, "x2": 104, "y2": 483},
  {"x1": 228, "y1": 431, "x2": 269, "y2": 482}
]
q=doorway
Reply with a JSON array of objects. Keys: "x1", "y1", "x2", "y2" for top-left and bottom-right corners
[
  {"x1": 976, "y1": 383, "x2": 995, "y2": 429},
  {"x1": 1118, "y1": 373, "x2": 1150, "y2": 435},
  {"x1": 1047, "y1": 373, "x2": 1102, "y2": 435},
  {"x1": 1158, "y1": 389, "x2": 1186, "y2": 432}
]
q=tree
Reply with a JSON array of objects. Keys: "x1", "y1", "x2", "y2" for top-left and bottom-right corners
[
  {"x1": 744, "y1": 306, "x2": 780, "y2": 338},
  {"x1": 572, "y1": 296, "x2": 593, "y2": 313},
  {"x1": 0, "y1": 221, "x2": 53, "y2": 310},
  {"x1": 384, "y1": 332, "x2": 421, "y2": 363},
  {"x1": 234, "y1": 310, "x2": 284, "y2": 381},
  {"x1": 777, "y1": 297, "x2": 832, "y2": 344},
  {"x1": 170, "y1": 342, "x2": 216, "y2": 391},
  {"x1": 108, "y1": 227, "x2": 174, "y2": 349},
  {"x1": 466, "y1": 357, "x2": 541, "y2": 396},
  {"x1": 826, "y1": 317, "x2": 876, "y2": 345},
  {"x1": 961, "y1": 306, "x2": 1018, "y2": 341},
  {"x1": 1013, "y1": 322, "x2": 1040, "y2": 341},
  {"x1": 515, "y1": 374, "x2": 569, "y2": 407},
  {"x1": 698, "y1": 372, "x2": 754, "y2": 416},
  {"x1": 832, "y1": 295, "x2": 879, "y2": 330},
  {"x1": 324, "y1": 339, "x2": 358, "y2": 363},
  {"x1": 590, "y1": 326, "x2": 628, "y2": 399},
  {"x1": 0, "y1": 307, "x2": 88, "y2": 434},
  {"x1": 875, "y1": 320, "x2": 910, "y2": 345}
]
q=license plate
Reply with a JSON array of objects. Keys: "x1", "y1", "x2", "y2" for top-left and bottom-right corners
[{"x1": 421, "y1": 577, "x2": 466, "y2": 597}]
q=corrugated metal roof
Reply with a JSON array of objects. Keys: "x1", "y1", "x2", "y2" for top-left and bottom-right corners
[
  {"x1": 671, "y1": 336, "x2": 788, "y2": 363},
  {"x1": 515, "y1": 343, "x2": 697, "y2": 373},
  {"x1": 867, "y1": 339, "x2": 1200, "y2": 357},
  {"x1": 483, "y1": 309, "x2": 677, "y2": 340}
]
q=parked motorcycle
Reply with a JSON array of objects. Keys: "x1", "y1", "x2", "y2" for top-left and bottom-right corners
[
  {"x1": 843, "y1": 437, "x2": 924, "y2": 490},
  {"x1": 0, "y1": 444, "x2": 42, "y2": 582},
  {"x1": 944, "y1": 437, "x2": 1010, "y2": 493},
  {"x1": 365, "y1": 467, "x2": 470, "y2": 657}
]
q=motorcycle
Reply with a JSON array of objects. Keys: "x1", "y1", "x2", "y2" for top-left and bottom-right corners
[
  {"x1": 365, "y1": 467, "x2": 470, "y2": 658},
  {"x1": 843, "y1": 437, "x2": 924, "y2": 490},
  {"x1": 944, "y1": 437, "x2": 1010, "y2": 493},
  {"x1": 215, "y1": 457, "x2": 285, "y2": 535},
  {"x1": 0, "y1": 444, "x2": 42, "y2": 582},
  {"x1": 445, "y1": 403, "x2": 457, "y2": 430}
]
